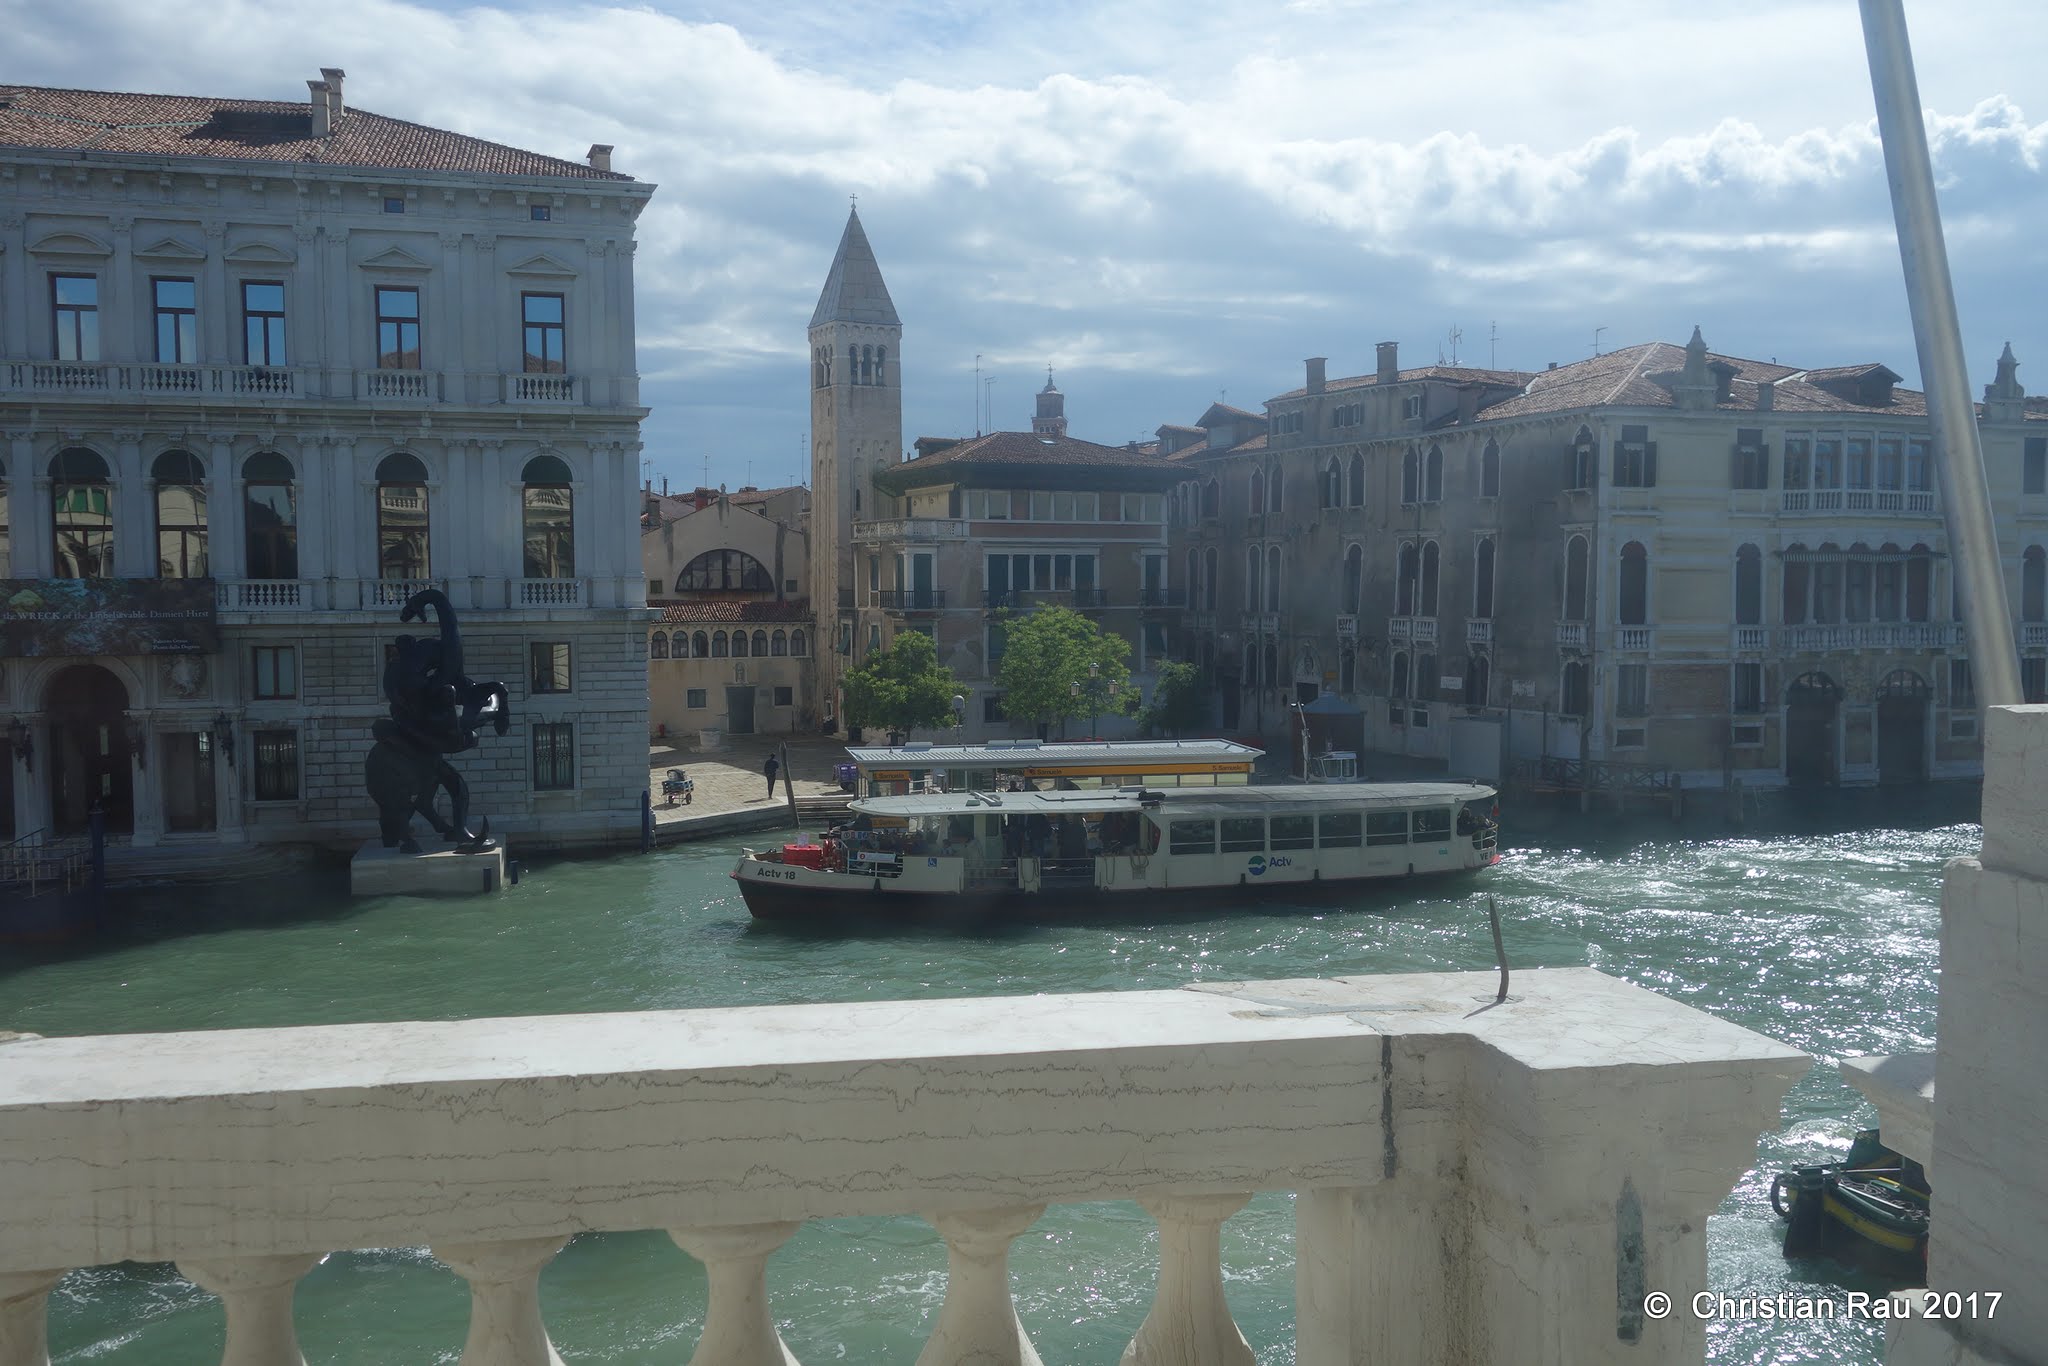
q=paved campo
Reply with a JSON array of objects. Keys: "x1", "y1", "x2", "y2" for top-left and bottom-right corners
[{"x1": 647, "y1": 732, "x2": 850, "y2": 830}]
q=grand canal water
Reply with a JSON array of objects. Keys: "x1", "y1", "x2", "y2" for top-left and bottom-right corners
[{"x1": 1, "y1": 788, "x2": 1975, "y2": 1365}]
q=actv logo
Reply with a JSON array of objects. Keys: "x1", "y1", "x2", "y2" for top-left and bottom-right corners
[{"x1": 1247, "y1": 855, "x2": 1268, "y2": 876}]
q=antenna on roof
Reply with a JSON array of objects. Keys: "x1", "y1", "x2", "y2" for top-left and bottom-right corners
[
  {"x1": 1592, "y1": 326, "x2": 1607, "y2": 358},
  {"x1": 973, "y1": 353, "x2": 982, "y2": 437},
  {"x1": 1490, "y1": 321, "x2": 1498, "y2": 370},
  {"x1": 1447, "y1": 325, "x2": 1462, "y2": 366},
  {"x1": 984, "y1": 375, "x2": 996, "y2": 434}
]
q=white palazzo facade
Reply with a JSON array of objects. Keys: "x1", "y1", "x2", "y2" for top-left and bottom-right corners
[{"x1": 0, "y1": 73, "x2": 655, "y2": 856}]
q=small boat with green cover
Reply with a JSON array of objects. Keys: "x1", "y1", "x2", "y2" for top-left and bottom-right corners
[{"x1": 1771, "y1": 1129, "x2": 1930, "y2": 1272}]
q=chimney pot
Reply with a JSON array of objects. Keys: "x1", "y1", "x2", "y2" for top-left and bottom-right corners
[
  {"x1": 1305, "y1": 357, "x2": 1327, "y2": 395},
  {"x1": 1758, "y1": 379, "x2": 1776, "y2": 412},
  {"x1": 307, "y1": 81, "x2": 332, "y2": 138},
  {"x1": 587, "y1": 143, "x2": 614, "y2": 173},
  {"x1": 1376, "y1": 341, "x2": 1399, "y2": 384},
  {"x1": 319, "y1": 67, "x2": 345, "y2": 115},
  {"x1": 1548, "y1": 361, "x2": 1558, "y2": 371}
]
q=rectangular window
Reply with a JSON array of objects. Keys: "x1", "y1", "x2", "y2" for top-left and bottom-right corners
[
  {"x1": 1365, "y1": 811, "x2": 1409, "y2": 846},
  {"x1": 1733, "y1": 428, "x2": 1768, "y2": 489},
  {"x1": 251, "y1": 645, "x2": 298, "y2": 700},
  {"x1": 1402, "y1": 394, "x2": 1422, "y2": 420},
  {"x1": 1877, "y1": 436, "x2": 1903, "y2": 490},
  {"x1": 52, "y1": 274, "x2": 100, "y2": 361},
  {"x1": 522, "y1": 293, "x2": 566, "y2": 374},
  {"x1": 152, "y1": 277, "x2": 198, "y2": 363},
  {"x1": 773, "y1": 686, "x2": 794, "y2": 707},
  {"x1": 1168, "y1": 819, "x2": 1216, "y2": 855},
  {"x1": 1317, "y1": 812, "x2": 1363, "y2": 848},
  {"x1": 1411, "y1": 808, "x2": 1452, "y2": 842},
  {"x1": 1782, "y1": 434, "x2": 1811, "y2": 489},
  {"x1": 529, "y1": 642, "x2": 571, "y2": 694},
  {"x1": 2023, "y1": 656, "x2": 2047, "y2": 704},
  {"x1": 1814, "y1": 435, "x2": 1843, "y2": 488},
  {"x1": 1616, "y1": 663, "x2": 1648, "y2": 717},
  {"x1": 384, "y1": 197, "x2": 406, "y2": 214},
  {"x1": 1269, "y1": 814, "x2": 1314, "y2": 851},
  {"x1": 1613, "y1": 727, "x2": 1647, "y2": 749},
  {"x1": 686, "y1": 688, "x2": 707, "y2": 708},
  {"x1": 242, "y1": 281, "x2": 287, "y2": 365},
  {"x1": 1950, "y1": 658, "x2": 1975, "y2": 710},
  {"x1": 376, "y1": 286, "x2": 421, "y2": 370},
  {"x1": 530, "y1": 204, "x2": 552, "y2": 221},
  {"x1": 252, "y1": 729, "x2": 299, "y2": 801},
  {"x1": 1030, "y1": 491, "x2": 1053, "y2": 520},
  {"x1": 532, "y1": 721, "x2": 575, "y2": 790},
  {"x1": 1846, "y1": 435, "x2": 1873, "y2": 489},
  {"x1": 1733, "y1": 662, "x2": 1764, "y2": 714},
  {"x1": 161, "y1": 730, "x2": 218, "y2": 833},
  {"x1": 982, "y1": 694, "x2": 1006, "y2": 722},
  {"x1": 1614, "y1": 424, "x2": 1652, "y2": 487},
  {"x1": 2026, "y1": 437, "x2": 2047, "y2": 496}
]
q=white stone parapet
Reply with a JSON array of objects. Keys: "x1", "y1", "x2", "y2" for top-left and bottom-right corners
[{"x1": 0, "y1": 968, "x2": 1804, "y2": 1365}]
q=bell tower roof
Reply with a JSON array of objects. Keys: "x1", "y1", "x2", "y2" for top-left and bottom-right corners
[{"x1": 810, "y1": 205, "x2": 900, "y2": 329}]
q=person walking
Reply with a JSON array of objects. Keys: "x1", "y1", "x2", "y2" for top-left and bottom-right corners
[{"x1": 763, "y1": 752, "x2": 781, "y2": 799}]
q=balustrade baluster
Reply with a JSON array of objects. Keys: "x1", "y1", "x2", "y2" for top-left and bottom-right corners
[
  {"x1": 0, "y1": 1270, "x2": 66, "y2": 1366},
  {"x1": 916, "y1": 1203, "x2": 1046, "y2": 1366},
  {"x1": 1121, "y1": 1193, "x2": 1254, "y2": 1366},
  {"x1": 670, "y1": 1221, "x2": 804, "y2": 1366},
  {"x1": 178, "y1": 1253, "x2": 324, "y2": 1366},
  {"x1": 432, "y1": 1235, "x2": 570, "y2": 1366}
]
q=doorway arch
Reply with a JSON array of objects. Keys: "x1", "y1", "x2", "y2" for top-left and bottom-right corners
[
  {"x1": 1875, "y1": 668, "x2": 1931, "y2": 785},
  {"x1": 42, "y1": 663, "x2": 134, "y2": 836},
  {"x1": 1785, "y1": 671, "x2": 1841, "y2": 788}
]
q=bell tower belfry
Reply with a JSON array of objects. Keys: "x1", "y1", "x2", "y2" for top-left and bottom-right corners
[{"x1": 807, "y1": 205, "x2": 902, "y2": 722}]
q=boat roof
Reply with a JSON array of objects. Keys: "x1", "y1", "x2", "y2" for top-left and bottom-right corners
[
  {"x1": 845, "y1": 739, "x2": 1264, "y2": 766},
  {"x1": 849, "y1": 781, "x2": 1495, "y2": 819}
]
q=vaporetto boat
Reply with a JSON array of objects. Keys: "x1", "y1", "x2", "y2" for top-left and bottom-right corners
[{"x1": 731, "y1": 781, "x2": 1499, "y2": 920}]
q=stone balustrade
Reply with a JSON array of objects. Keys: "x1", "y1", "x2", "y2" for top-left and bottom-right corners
[{"x1": 0, "y1": 968, "x2": 1804, "y2": 1366}]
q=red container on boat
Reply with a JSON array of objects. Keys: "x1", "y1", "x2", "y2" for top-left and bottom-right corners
[{"x1": 782, "y1": 843, "x2": 826, "y2": 870}]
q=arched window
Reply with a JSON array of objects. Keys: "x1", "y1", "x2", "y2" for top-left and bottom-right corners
[
  {"x1": 752, "y1": 629, "x2": 769, "y2": 655},
  {"x1": 650, "y1": 631, "x2": 669, "y2": 659},
  {"x1": 1845, "y1": 542, "x2": 1873, "y2": 623},
  {"x1": 1561, "y1": 660, "x2": 1590, "y2": 716},
  {"x1": 1420, "y1": 540, "x2": 1440, "y2": 616},
  {"x1": 676, "y1": 550, "x2": 774, "y2": 593},
  {"x1": 243, "y1": 451, "x2": 298, "y2": 580},
  {"x1": 152, "y1": 450, "x2": 209, "y2": 579},
  {"x1": 732, "y1": 629, "x2": 750, "y2": 658},
  {"x1": 1783, "y1": 543, "x2": 1810, "y2": 624},
  {"x1": 1339, "y1": 650, "x2": 1356, "y2": 695},
  {"x1": 1813, "y1": 542, "x2": 1842, "y2": 624},
  {"x1": 1186, "y1": 548, "x2": 1199, "y2": 602},
  {"x1": 1264, "y1": 545, "x2": 1282, "y2": 611},
  {"x1": 1563, "y1": 535, "x2": 1589, "y2": 621},
  {"x1": 1875, "y1": 542, "x2": 1903, "y2": 622},
  {"x1": 1474, "y1": 537, "x2": 1496, "y2": 618},
  {"x1": 1466, "y1": 654, "x2": 1490, "y2": 706},
  {"x1": 1619, "y1": 542, "x2": 1648, "y2": 625},
  {"x1": 1246, "y1": 546, "x2": 1262, "y2": 610},
  {"x1": 0, "y1": 454, "x2": 9, "y2": 576},
  {"x1": 1424, "y1": 445, "x2": 1443, "y2": 502},
  {"x1": 693, "y1": 630, "x2": 711, "y2": 658},
  {"x1": 1323, "y1": 458, "x2": 1341, "y2": 509},
  {"x1": 1906, "y1": 545, "x2": 1932, "y2": 622},
  {"x1": 790, "y1": 628, "x2": 807, "y2": 657},
  {"x1": 521, "y1": 454, "x2": 575, "y2": 580},
  {"x1": 876, "y1": 347, "x2": 887, "y2": 385},
  {"x1": 50, "y1": 447, "x2": 113, "y2": 578},
  {"x1": 1202, "y1": 481, "x2": 1220, "y2": 520},
  {"x1": 2025, "y1": 547, "x2": 2046, "y2": 623},
  {"x1": 375, "y1": 452, "x2": 431, "y2": 582},
  {"x1": 1401, "y1": 448, "x2": 1419, "y2": 505},
  {"x1": 1735, "y1": 545, "x2": 1762, "y2": 625},
  {"x1": 1396, "y1": 542, "x2": 1419, "y2": 617},
  {"x1": 1480, "y1": 440, "x2": 1500, "y2": 498},
  {"x1": 1262, "y1": 641, "x2": 1278, "y2": 690},
  {"x1": 1343, "y1": 543, "x2": 1363, "y2": 615},
  {"x1": 1348, "y1": 451, "x2": 1365, "y2": 507},
  {"x1": 1569, "y1": 426, "x2": 1596, "y2": 490},
  {"x1": 711, "y1": 630, "x2": 729, "y2": 658},
  {"x1": 847, "y1": 344, "x2": 858, "y2": 386},
  {"x1": 1269, "y1": 464, "x2": 1284, "y2": 515},
  {"x1": 1203, "y1": 546, "x2": 1218, "y2": 610},
  {"x1": 861, "y1": 345, "x2": 874, "y2": 385},
  {"x1": 771, "y1": 629, "x2": 788, "y2": 656},
  {"x1": 673, "y1": 630, "x2": 691, "y2": 659},
  {"x1": 1249, "y1": 470, "x2": 1265, "y2": 516},
  {"x1": 1391, "y1": 650, "x2": 1411, "y2": 699}
]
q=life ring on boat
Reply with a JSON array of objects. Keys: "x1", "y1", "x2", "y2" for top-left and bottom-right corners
[{"x1": 1769, "y1": 1172, "x2": 1794, "y2": 1217}]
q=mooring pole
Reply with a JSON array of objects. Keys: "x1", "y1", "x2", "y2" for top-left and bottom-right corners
[
  {"x1": 1487, "y1": 894, "x2": 1509, "y2": 1004},
  {"x1": 1859, "y1": 0, "x2": 2021, "y2": 707}
]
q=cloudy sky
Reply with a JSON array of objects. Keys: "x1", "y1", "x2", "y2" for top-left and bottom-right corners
[{"x1": 12, "y1": 0, "x2": 2048, "y2": 490}]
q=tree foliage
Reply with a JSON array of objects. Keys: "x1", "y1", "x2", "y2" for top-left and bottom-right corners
[
  {"x1": 1141, "y1": 660, "x2": 1209, "y2": 739},
  {"x1": 993, "y1": 606, "x2": 1136, "y2": 734},
  {"x1": 841, "y1": 629, "x2": 960, "y2": 738}
]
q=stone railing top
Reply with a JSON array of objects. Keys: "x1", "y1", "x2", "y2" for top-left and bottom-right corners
[
  {"x1": 0, "y1": 968, "x2": 1805, "y2": 1271},
  {"x1": 1980, "y1": 704, "x2": 2048, "y2": 881}
]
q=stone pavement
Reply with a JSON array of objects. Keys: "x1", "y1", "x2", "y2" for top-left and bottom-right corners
[{"x1": 647, "y1": 732, "x2": 851, "y2": 827}]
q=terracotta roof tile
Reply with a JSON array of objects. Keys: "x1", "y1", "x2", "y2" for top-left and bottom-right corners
[
  {"x1": 1269, "y1": 365, "x2": 1533, "y2": 402},
  {"x1": 882, "y1": 431, "x2": 1181, "y2": 483},
  {"x1": 1467, "y1": 342, "x2": 1928, "y2": 423},
  {"x1": 0, "y1": 83, "x2": 630, "y2": 180},
  {"x1": 656, "y1": 600, "x2": 812, "y2": 625}
]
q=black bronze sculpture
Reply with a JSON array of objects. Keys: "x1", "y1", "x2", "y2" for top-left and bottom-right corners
[{"x1": 366, "y1": 588, "x2": 509, "y2": 854}]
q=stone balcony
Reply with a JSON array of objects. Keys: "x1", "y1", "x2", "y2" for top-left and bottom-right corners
[
  {"x1": 1779, "y1": 488, "x2": 1937, "y2": 515},
  {"x1": 852, "y1": 518, "x2": 971, "y2": 545},
  {"x1": 0, "y1": 969, "x2": 1803, "y2": 1366},
  {"x1": 1780, "y1": 622, "x2": 1961, "y2": 652},
  {"x1": 211, "y1": 576, "x2": 603, "y2": 616},
  {"x1": 1, "y1": 360, "x2": 616, "y2": 409}
]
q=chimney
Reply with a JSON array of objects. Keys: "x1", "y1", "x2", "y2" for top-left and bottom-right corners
[
  {"x1": 1305, "y1": 357, "x2": 1327, "y2": 395},
  {"x1": 307, "y1": 80, "x2": 331, "y2": 138},
  {"x1": 1758, "y1": 379, "x2": 1776, "y2": 412},
  {"x1": 587, "y1": 143, "x2": 614, "y2": 173},
  {"x1": 1376, "y1": 341, "x2": 1399, "y2": 385},
  {"x1": 1709, "y1": 360, "x2": 1739, "y2": 406},
  {"x1": 319, "y1": 67, "x2": 345, "y2": 116}
]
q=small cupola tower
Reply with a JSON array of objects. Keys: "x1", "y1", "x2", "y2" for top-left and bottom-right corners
[
  {"x1": 1033, "y1": 367, "x2": 1068, "y2": 438},
  {"x1": 1984, "y1": 341, "x2": 2027, "y2": 424}
]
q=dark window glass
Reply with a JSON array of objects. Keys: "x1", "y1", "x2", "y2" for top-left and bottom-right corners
[
  {"x1": 2026, "y1": 438, "x2": 2047, "y2": 496},
  {"x1": 530, "y1": 204, "x2": 551, "y2": 222},
  {"x1": 529, "y1": 642, "x2": 571, "y2": 694},
  {"x1": 161, "y1": 730, "x2": 217, "y2": 833},
  {"x1": 384, "y1": 197, "x2": 405, "y2": 214},
  {"x1": 51, "y1": 447, "x2": 113, "y2": 578},
  {"x1": 1411, "y1": 808, "x2": 1452, "y2": 841},
  {"x1": 2023, "y1": 657, "x2": 2047, "y2": 705},
  {"x1": 1168, "y1": 819, "x2": 1214, "y2": 855},
  {"x1": 1317, "y1": 812, "x2": 1362, "y2": 847},
  {"x1": 153, "y1": 278, "x2": 198, "y2": 364},
  {"x1": 1950, "y1": 658, "x2": 1975, "y2": 710},
  {"x1": 1616, "y1": 663, "x2": 1648, "y2": 716},
  {"x1": 1734, "y1": 662, "x2": 1764, "y2": 714},
  {"x1": 1269, "y1": 815, "x2": 1314, "y2": 850},
  {"x1": 687, "y1": 688, "x2": 708, "y2": 708},
  {"x1": 252, "y1": 729, "x2": 299, "y2": 801},
  {"x1": 1735, "y1": 546, "x2": 1762, "y2": 625},
  {"x1": 532, "y1": 721, "x2": 575, "y2": 790},
  {"x1": 523, "y1": 293, "x2": 566, "y2": 373},
  {"x1": 244, "y1": 452, "x2": 299, "y2": 580},
  {"x1": 1365, "y1": 811, "x2": 1408, "y2": 846},
  {"x1": 376, "y1": 286, "x2": 421, "y2": 369},
  {"x1": 376, "y1": 454, "x2": 431, "y2": 581},
  {"x1": 521, "y1": 455, "x2": 574, "y2": 578},
  {"x1": 1561, "y1": 661, "x2": 1590, "y2": 716},
  {"x1": 1619, "y1": 543, "x2": 1648, "y2": 624},
  {"x1": 152, "y1": 450, "x2": 209, "y2": 579},
  {"x1": 252, "y1": 646, "x2": 297, "y2": 699},
  {"x1": 1474, "y1": 538, "x2": 1495, "y2": 618},
  {"x1": 52, "y1": 274, "x2": 99, "y2": 361},
  {"x1": 773, "y1": 686, "x2": 794, "y2": 706},
  {"x1": 676, "y1": 549, "x2": 773, "y2": 593},
  {"x1": 1733, "y1": 428, "x2": 1768, "y2": 490},
  {"x1": 242, "y1": 282, "x2": 287, "y2": 365}
]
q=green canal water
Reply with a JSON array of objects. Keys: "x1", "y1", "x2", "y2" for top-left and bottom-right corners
[{"x1": 1, "y1": 790, "x2": 1974, "y2": 1365}]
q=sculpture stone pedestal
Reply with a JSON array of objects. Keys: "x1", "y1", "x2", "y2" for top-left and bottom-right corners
[{"x1": 350, "y1": 843, "x2": 509, "y2": 897}]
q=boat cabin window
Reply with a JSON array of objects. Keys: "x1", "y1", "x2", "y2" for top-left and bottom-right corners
[
  {"x1": 1365, "y1": 811, "x2": 1409, "y2": 846},
  {"x1": 1169, "y1": 819, "x2": 1215, "y2": 854},
  {"x1": 1269, "y1": 814, "x2": 1315, "y2": 851},
  {"x1": 1411, "y1": 808, "x2": 1453, "y2": 841},
  {"x1": 1219, "y1": 816, "x2": 1265, "y2": 853},
  {"x1": 1318, "y1": 812, "x2": 1363, "y2": 848}
]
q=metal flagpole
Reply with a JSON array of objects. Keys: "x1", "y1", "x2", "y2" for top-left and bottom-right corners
[{"x1": 1859, "y1": 0, "x2": 2021, "y2": 707}]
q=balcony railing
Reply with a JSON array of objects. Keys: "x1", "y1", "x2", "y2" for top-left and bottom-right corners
[
  {"x1": 877, "y1": 589, "x2": 946, "y2": 612},
  {"x1": 1614, "y1": 625, "x2": 1653, "y2": 651},
  {"x1": 0, "y1": 972, "x2": 1804, "y2": 1366},
  {"x1": 1390, "y1": 616, "x2": 1437, "y2": 646},
  {"x1": 1465, "y1": 618, "x2": 1492, "y2": 646},
  {"x1": 1071, "y1": 587, "x2": 1107, "y2": 609},
  {"x1": 1556, "y1": 621, "x2": 1589, "y2": 650},
  {"x1": 2024, "y1": 623, "x2": 2048, "y2": 649},
  {"x1": 1782, "y1": 488, "x2": 1936, "y2": 515},
  {"x1": 504, "y1": 372, "x2": 581, "y2": 404},
  {"x1": 512, "y1": 577, "x2": 586, "y2": 608},
  {"x1": 1781, "y1": 622, "x2": 1962, "y2": 652},
  {"x1": 217, "y1": 579, "x2": 312, "y2": 611},
  {"x1": 1733, "y1": 625, "x2": 1771, "y2": 652},
  {"x1": 983, "y1": 588, "x2": 1101, "y2": 611},
  {"x1": 3, "y1": 361, "x2": 311, "y2": 398},
  {"x1": 1241, "y1": 610, "x2": 1280, "y2": 636},
  {"x1": 359, "y1": 369, "x2": 439, "y2": 401},
  {"x1": 1138, "y1": 587, "x2": 1186, "y2": 609},
  {"x1": 1336, "y1": 614, "x2": 1358, "y2": 640},
  {"x1": 853, "y1": 518, "x2": 970, "y2": 544},
  {"x1": 362, "y1": 577, "x2": 444, "y2": 610}
]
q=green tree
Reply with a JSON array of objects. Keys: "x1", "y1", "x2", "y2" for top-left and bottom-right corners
[
  {"x1": 993, "y1": 606, "x2": 1136, "y2": 736},
  {"x1": 841, "y1": 629, "x2": 960, "y2": 739},
  {"x1": 1140, "y1": 659, "x2": 1209, "y2": 739}
]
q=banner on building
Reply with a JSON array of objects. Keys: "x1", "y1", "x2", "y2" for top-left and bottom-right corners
[{"x1": 0, "y1": 579, "x2": 220, "y2": 656}]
